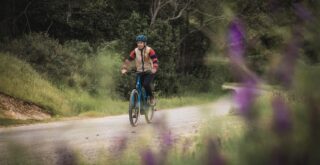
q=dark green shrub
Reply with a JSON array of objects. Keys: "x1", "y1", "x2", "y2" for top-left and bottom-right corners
[{"x1": 4, "y1": 33, "x2": 82, "y2": 84}]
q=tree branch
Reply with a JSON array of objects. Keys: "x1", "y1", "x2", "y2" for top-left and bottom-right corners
[
  {"x1": 23, "y1": 1, "x2": 33, "y2": 33},
  {"x1": 4, "y1": 1, "x2": 33, "y2": 34},
  {"x1": 150, "y1": 0, "x2": 171, "y2": 26},
  {"x1": 178, "y1": 15, "x2": 226, "y2": 45},
  {"x1": 167, "y1": 0, "x2": 193, "y2": 21},
  {"x1": 168, "y1": 0, "x2": 192, "y2": 21},
  {"x1": 45, "y1": 21, "x2": 53, "y2": 34},
  {"x1": 25, "y1": 12, "x2": 31, "y2": 33}
]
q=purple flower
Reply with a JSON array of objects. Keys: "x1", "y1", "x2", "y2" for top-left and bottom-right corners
[
  {"x1": 228, "y1": 18, "x2": 245, "y2": 63},
  {"x1": 228, "y1": 17, "x2": 261, "y2": 120},
  {"x1": 141, "y1": 149, "x2": 156, "y2": 165},
  {"x1": 272, "y1": 96, "x2": 292, "y2": 134},
  {"x1": 233, "y1": 81, "x2": 258, "y2": 119},
  {"x1": 153, "y1": 115, "x2": 173, "y2": 149},
  {"x1": 228, "y1": 18, "x2": 260, "y2": 82}
]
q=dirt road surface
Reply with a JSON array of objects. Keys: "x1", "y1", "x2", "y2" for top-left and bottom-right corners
[{"x1": 0, "y1": 96, "x2": 232, "y2": 164}]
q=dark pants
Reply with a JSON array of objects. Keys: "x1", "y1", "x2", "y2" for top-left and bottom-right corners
[{"x1": 139, "y1": 73, "x2": 155, "y2": 97}]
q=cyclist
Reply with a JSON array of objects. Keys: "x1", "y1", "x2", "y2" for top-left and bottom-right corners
[{"x1": 121, "y1": 34, "x2": 158, "y2": 106}]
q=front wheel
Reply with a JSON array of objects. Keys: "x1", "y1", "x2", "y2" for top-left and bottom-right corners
[
  {"x1": 144, "y1": 98, "x2": 155, "y2": 123},
  {"x1": 129, "y1": 89, "x2": 140, "y2": 127}
]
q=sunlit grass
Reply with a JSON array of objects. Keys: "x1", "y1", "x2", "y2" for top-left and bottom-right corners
[
  {"x1": 0, "y1": 52, "x2": 72, "y2": 116},
  {"x1": 72, "y1": 92, "x2": 223, "y2": 117},
  {"x1": 157, "y1": 93, "x2": 223, "y2": 110}
]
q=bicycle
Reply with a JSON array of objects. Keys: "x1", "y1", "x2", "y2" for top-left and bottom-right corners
[{"x1": 126, "y1": 71, "x2": 156, "y2": 127}]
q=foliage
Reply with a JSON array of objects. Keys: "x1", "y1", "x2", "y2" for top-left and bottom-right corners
[
  {"x1": 0, "y1": 0, "x2": 229, "y2": 97},
  {"x1": 3, "y1": 33, "x2": 83, "y2": 84},
  {"x1": 0, "y1": 52, "x2": 72, "y2": 115}
]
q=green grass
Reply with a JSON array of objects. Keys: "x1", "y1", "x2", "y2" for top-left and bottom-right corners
[
  {"x1": 0, "y1": 118, "x2": 39, "y2": 127},
  {"x1": 197, "y1": 115, "x2": 246, "y2": 164},
  {"x1": 0, "y1": 52, "x2": 72, "y2": 116},
  {"x1": 64, "y1": 88, "x2": 128, "y2": 117},
  {"x1": 157, "y1": 93, "x2": 223, "y2": 110},
  {"x1": 70, "y1": 92, "x2": 223, "y2": 117}
]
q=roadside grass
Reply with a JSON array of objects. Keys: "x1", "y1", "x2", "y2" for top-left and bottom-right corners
[
  {"x1": 162, "y1": 91, "x2": 271, "y2": 165},
  {"x1": 0, "y1": 109, "x2": 44, "y2": 127},
  {"x1": 0, "y1": 118, "x2": 39, "y2": 127},
  {"x1": 0, "y1": 52, "x2": 72, "y2": 116},
  {"x1": 157, "y1": 92, "x2": 223, "y2": 110},
  {"x1": 1, "y1": 142, "x2": 45, "y2": 165},
  {"x1": 196, "y1": 115, "x2": 246, "y2": 164},
  {"x1": 71, "y1": 92, "x2": 224, "y2": 117}
]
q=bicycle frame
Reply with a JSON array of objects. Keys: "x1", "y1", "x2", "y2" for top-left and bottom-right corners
[
  {"x1": 135, "y1": 73, "x2": 149, "y2": 109},
  {"x1": 128, "y1": 71, "x2": 155, "y2": 126}
]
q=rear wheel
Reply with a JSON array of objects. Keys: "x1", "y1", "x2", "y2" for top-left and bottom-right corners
[{"x1": 129, "y1": 89, "x2": 140, "y2": 127}]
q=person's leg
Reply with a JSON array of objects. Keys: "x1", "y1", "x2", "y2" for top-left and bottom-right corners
[
  {"x1": 142, "y1": 73, "x2": 154, "y2": 97},
  {"x1": 142, "y1": 73, "x2": 155, "y2": 105}
]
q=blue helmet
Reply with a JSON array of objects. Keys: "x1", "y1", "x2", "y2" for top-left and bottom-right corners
[{"x1": 136, "y1": 35, "x2": 147, "y2": 42}]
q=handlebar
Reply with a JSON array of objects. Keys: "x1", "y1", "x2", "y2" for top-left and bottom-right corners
[{"x1": 124, "y1": 70, "x2": 152, "y2": 75}]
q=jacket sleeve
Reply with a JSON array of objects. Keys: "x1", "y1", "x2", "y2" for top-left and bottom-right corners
[
  {"x1": 149, "y1": 48, "x2": 158, "y2": 69},
  {"x1": 129, "y1": 50, "x2": 136, "y2": 61}
]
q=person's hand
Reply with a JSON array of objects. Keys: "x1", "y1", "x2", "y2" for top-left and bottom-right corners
[
  {"x1": 151, "y1": 68, "x2": 157, "y2": 74},
  {"x1": 121, "y1": 69, "x2": 127, "y2": 75}
]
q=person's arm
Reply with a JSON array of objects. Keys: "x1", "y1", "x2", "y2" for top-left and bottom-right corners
[
  {"x1": 121, "y1": 50, "x2": 136, "y2": 74},
  {"x1": 149, "y1": 49, "x2": 158, "y2": 73}
]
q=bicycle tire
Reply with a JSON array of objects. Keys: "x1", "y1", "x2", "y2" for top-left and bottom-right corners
[
  {"x1": 144, "y1": 98, "x2": 155, "y2": 124},
  {"x1": 129, "y1": 89, "x2": 140, "y2": 127}
]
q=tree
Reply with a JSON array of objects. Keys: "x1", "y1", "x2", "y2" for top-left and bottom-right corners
[{"x1": 150, "y1": 0, "x2": 193, "y2": 26}]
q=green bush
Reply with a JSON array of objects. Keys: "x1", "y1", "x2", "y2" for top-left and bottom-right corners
[
  {"x1": 2, "y1": 33, "x2": 121, "y2": 97},
  {"x1": 3, "y1": 33, "x2": 82, "y2": 84},
  {"x1": 177, "y1": 62, "x2": 232, "y2": 94},
  {"x1": 81, "y1": 42, "x2": 122, "y2": 96}
]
